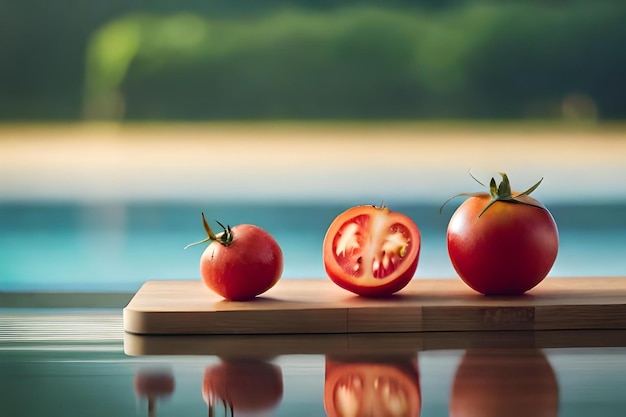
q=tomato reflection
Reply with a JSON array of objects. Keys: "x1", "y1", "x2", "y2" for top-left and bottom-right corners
[
  {"x1": 202, "y1": 358, "x2": 284, "y2": 416},
  {"x1": 324, "y1": 355, "x2": 421, "y2": 417},
  {"x1": 450, "y1": 349, "x2": 559, "y2": 417},
  {"x1": 134, "y1": 368, "x2": 175, "y2": 417}
]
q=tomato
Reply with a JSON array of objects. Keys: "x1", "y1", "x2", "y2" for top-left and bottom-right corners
[
  {"x1": 202, "y1": 359, "x2": 283, "y2": 414},
  {"x1": 186, "y1": 213, "x2": 283, "y2": 301},
  {"x1": 450, "y1": 349, "x2": 559, "y2": 417},
  {"x1": 134, "y1": 369, "x2": 175, "y2": 416},
  {"x1": 324, "y1": 355, "x2": 421, "y2": 417},
  {"x1": 445, "y1": 173, "x2": 558, "y2": 295},
  {"x1": 323, "y1": 205, "x2": 421, "y2": 297}
]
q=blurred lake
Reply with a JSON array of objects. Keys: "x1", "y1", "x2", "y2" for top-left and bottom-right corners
[
  {"x1": 1, "y1": 201, "x2": 625, "y2": 292},
  {"x1": 1, "y1": 123, "x2": 624, "y2": 292}
]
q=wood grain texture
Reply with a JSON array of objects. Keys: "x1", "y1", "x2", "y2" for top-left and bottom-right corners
[{"x1": 123, "y1": 277, "x2": 626, "y2": 335}]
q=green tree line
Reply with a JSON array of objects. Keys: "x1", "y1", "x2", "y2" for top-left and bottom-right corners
[{"x1": 2, "y1": 1, "x2": 624, "y2": 120}]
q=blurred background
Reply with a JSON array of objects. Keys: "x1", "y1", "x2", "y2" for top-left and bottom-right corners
[{"x1": 1, "y1": 0, "x2": 625, "y2": 292}]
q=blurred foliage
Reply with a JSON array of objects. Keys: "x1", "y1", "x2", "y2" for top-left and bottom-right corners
[{"x1": 1, "y1": 0, "x2": 625, "y2": 120}]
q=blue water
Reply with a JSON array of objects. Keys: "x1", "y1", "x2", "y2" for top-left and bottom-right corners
[{"x1": 0, "y1": 202, "x2": 625, "y2": 292}]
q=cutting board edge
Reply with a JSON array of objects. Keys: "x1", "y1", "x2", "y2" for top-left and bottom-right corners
[
  {"x1": 122, "y1": 277, "x2": 626, "y2": 335},
  {"x1": 123, "y1": 305, "x2": 351, "y2": 335}
]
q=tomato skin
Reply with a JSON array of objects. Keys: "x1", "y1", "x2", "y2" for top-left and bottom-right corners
[
  {"x1": 323, "y1": 205, "x2": 421, "y2": 297},
  {"x1": 134, "y1": 369, "x2": 175, "y2": 415},
  {"x1": 200, "y1": 224, "x2": 283, "y2": 301},
  {"x1": 447, "y1": 194, "x2": 558, "y2": 295},
  {"x1": 202, "y1": 360, "x2": 283, "y2": 413},
  {"x1": 134, "y1": 370, "x2": 175, "y2": 397},
  {"x1": 450, "y1": 349, "x2": 559, "y2": 417}
]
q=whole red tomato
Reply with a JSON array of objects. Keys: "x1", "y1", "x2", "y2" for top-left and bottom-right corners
[
  {"x1": 202, "y1": 359, "x2": 283, "y2": 414},
  {"x1": 445, "y1": 173, "x2": 558, "y2": 295},
  {"x1": 324, "y1": 355, "x2": 421, "y2": 417},
  {"x1": 450, "y1": 349, "x2": 559, "y2": 417},
  {"x1": 323, "y1": 205, "x2": 421, "y2": 297},
  {"x1": 186, "y1": 213, "x2": 283, "y2": 301}
]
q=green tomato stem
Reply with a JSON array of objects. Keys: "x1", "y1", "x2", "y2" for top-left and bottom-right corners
[
  {"x1": 477, "y1": 173, "x2": 545, "y2": 218},
  {"x1": 184, "y1": 213, "x2": 233, "y2": 249},
  {"x1": 201, "y1": 212, "x2": 219, "y2": 240},
  {"x1": 440, "y1": 172, "x2": 547, "y2": 218}
]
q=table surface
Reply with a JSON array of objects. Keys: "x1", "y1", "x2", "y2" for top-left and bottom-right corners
[{"x1": 2, "y1": 308, "x2": 626, "y2": 417}]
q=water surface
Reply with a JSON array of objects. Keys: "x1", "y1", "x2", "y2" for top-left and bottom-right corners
[{"x1": 1, "y1": 202, "x2": 624, "y2": 292}]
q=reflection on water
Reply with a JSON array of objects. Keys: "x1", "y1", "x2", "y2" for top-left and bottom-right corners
[
  {"x1": 124, "y1": 348, "x2": 625, "y2": 417},
  {"x1": 134, "y1": 368, "x2": 175, "y2": 417},
  {"x1": 203, "y1": 359, "x2": 284, "y2": 416},
  {"x1": 2, "y1": 340, "x2": 626, "y2": 417},
  {"x1": 449, "y1": 349, "x2": 559, "y2": 417},
  {"x1": 325, "y1": 355, "x2": 421, "y2": 417}
]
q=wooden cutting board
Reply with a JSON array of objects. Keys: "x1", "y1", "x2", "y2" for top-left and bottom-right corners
[{"x1": 123, "y1": 277, "x2": 626, "y2": 335}]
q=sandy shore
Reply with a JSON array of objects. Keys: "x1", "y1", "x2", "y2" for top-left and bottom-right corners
[{"x1": 1, "y1": 122, "x2": 625, "y2": 203}]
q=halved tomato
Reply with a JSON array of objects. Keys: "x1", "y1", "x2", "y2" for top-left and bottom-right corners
[
  {"x1": 324, "y1": 355, "x2": 421, "y2": 417},
  {"x1": 323, "y1": 205, "x2": 421, "y2": 297}
]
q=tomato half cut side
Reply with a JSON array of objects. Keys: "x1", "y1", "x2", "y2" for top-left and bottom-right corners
[
  {"x1": 323, "y1": 205, "x2": 421, "y2": 297},
  {"x1": 324, "y1": 356, "x2": 421, "y2": 417}
]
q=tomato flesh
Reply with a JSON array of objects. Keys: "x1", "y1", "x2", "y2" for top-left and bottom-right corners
[
  {"x1": 324, "y1": 356, "x2": 421, "y2": 417},
  {"x1": 324, "y1": 206, "x2": 420, "y2": 297}
]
